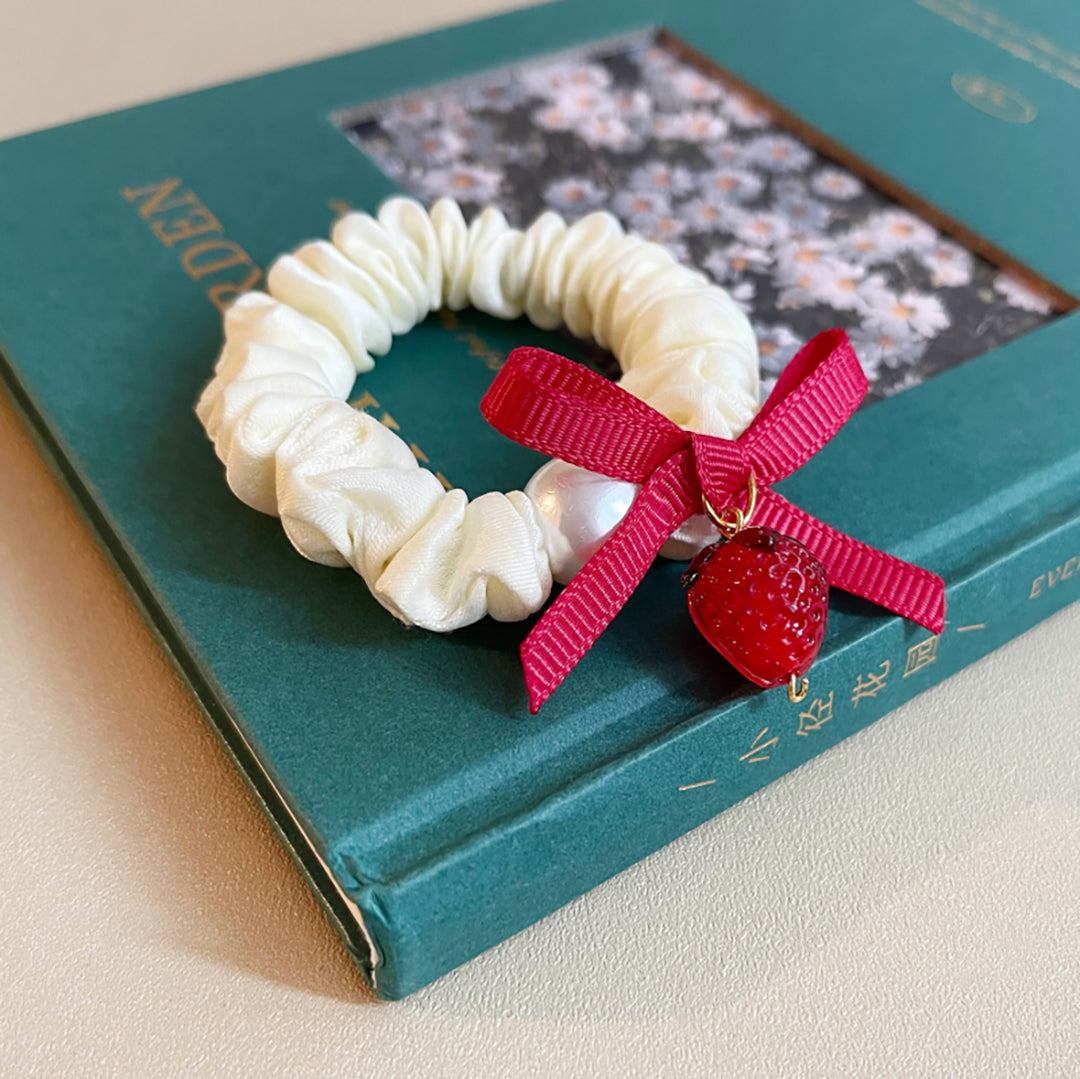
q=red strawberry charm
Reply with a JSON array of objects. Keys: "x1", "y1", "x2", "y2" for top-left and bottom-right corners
[{"x1": 681, "y1": 526, "x2": 829, "y2": 700}]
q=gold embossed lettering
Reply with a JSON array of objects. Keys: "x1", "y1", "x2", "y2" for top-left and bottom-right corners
[
  {"x1": 349, "y1": 390, "x2": 380, "y2": 411},
  {"x1": 180, "y1": 239, "x2": 253, "y2": 281},
  {"x1": 739, "y1": 726, "x2": 778, "y2": 764},
  {"x1": 123, "y1": 179, "x2": 262, "y2": 312},
  {"x1": 796, "y1": 692, "x2": 835, "y2": 735},
  {"x1": 121, "y1": 178, "x2": 185, "y2": 219},
  {"x1": 903, "y1": 636, "x2": 940, "y2": 678},
  {"x1": 1030, "y1": 574, "x2": 1045, "y2": 598},
  {"x1": 851, "y1": 661, "x2": 890, "y2": 709},
  {"x1": 152, "y1": 200, "x2": 222, "y2": 246}
]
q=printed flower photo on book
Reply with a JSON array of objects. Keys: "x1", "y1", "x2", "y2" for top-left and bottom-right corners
[{"x1": 335, "y1": 34, "x2": 1056, "y2": 404}]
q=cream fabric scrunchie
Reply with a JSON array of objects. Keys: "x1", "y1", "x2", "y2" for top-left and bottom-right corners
[{"x1": 196, "y1": 197, "x2": 759, "y2": 631}]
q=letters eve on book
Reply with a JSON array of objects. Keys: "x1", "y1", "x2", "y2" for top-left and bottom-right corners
[{"x1": 0, "y1": 0, "x2": 1078, "y2": 997}]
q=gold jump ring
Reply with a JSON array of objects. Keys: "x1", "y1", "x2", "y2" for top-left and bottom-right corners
[{"x1": 701, "y1": 472, "x2": 758, "y2": 539}]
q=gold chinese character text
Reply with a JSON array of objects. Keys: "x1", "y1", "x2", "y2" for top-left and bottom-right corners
[
  {"x1": 851, "y1": 661, "x2": 891, "y2": 709},
  {"x1": 796, "y1": 692, "x2": 835, "y2": 736},
  {"x1": 739, "y1": 726, "x2": 778, "y2": 764},
  {"x1": 903, "y1": 636, "x2": 940, "y2": 678}
]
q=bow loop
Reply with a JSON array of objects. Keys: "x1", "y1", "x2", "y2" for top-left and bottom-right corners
[
  {"x1": 481, "y1": 346, "x2": 689, "y2": 484},
  {"x1": 740, "y1": 328, "x2": 868, "y2": 484}
]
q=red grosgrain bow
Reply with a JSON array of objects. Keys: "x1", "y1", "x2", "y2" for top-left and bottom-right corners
[{"x1": 481, "y1": 329, "x2": 946, "y2": 713}]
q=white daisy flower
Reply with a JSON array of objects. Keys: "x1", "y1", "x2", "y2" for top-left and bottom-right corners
[
  {"x1": 551, "y1": 85, "x2": 617, "y2": 123},
  {"x1": 836, "y1": 226, "x2": 891, "y2": 264},
  {"x1": 744, "y1": 133, "x2": 814, "y2": 172},
  {"x1": 860, "y1": 281, "x2": 950, "y2": 337},
  {"x1": 679, "y1": 198, "x2": 725, "y2": 232},
  {"x1": 669, "y1": 65, "x2": 725, "y2": 102},
  {"x1": 810, "y1": 168, "x2": 864, "y2": 200},
  {"x1": 577, "y1": 112, "x2": 641, "y2": 150},
  {"x1": 922, "y1": 241, "x2": 974, "y2": 288},
  {"x1": 722, "y1": 92, "x2": 771, "y2": 129},
  {"x1": 420, "y1": 163, "x2": 502, "y2": 203},
  {"x1": 543, "y1": 176, "x2": 608, "y2": 215},
  {"x1": 449, "y1": 117, "x2": 500, "y2": 158},
  {"x1": 847, "y1": 327, "x2": 925, "y2": 380},
  {"x1": 703, "y1": 140, "x2": 748, "y2": 168},
  {"x1": 410, "y1": 127, "x2": 469, "y2": 164},
  {"x1": 730, "y1": 208, "x2": 792, "y2": 247},
  {"x1": 533, "y1": 102, "x2": 575, "y2": 133},
  {"x1": 521, "y1": 60, "x2": 611, "y2": 100},
  {"x1": 628, "y1": 161, "x2": 695, "y2": 197},
  {"x1": 754, "y1": 323, "x2": 804, "y2": 377},
  {"x1": 773, "y1": 238, "x2": 837, "y2": 282},
  {"x1": 639, "y1": 46, "x2": 680, "y2": 77},
  {"x1": 357, "y1": 132, "x2": 394, "y2": 161},
  {"x1": 862, "y1": 209, "x2": 938, "y2": 257},
  {"x1": 774, "y1": 189, "x2": 832, "y2": 232},
  {"x1": 680, "y1": 198, "x2": 741, "y2": 232},
  {"x1": 653, "y1": 108, "x2": 729, "y2": 142},
  {"x1": 993, "y1": 273, "x2": 1053, "y2": 314},
  {"x1": 702, "y1": 242, "x2": 773, "y2": 281},
  {"x1": 696, "y1": 166, "x2": 764, "y2": 203},
  {"x1": 809, "y1": 266, "x2": 867, "y2": 310},
  {"x1": 641, "y1": 212, "x2": 689, "y2": 246},
  {"x1": 381, "y1": 96, "x2": 439, "y2": 129},
  {"x1": 777, "y1": 259, "x2": 866, "y2": 311},
  {"x1": 610, "y1": 88, "x2": 652, "y2": 118},
  {"x1": 612, "y1": 188, "x2": 671, "y2": 225}
]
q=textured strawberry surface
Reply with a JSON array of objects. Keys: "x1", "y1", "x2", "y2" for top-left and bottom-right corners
[{"x1": 682, "y1": 526, "x2": 830, "y2": 688}]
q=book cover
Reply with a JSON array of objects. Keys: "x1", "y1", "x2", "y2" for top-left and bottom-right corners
[{"x1": 0, "y1": 0, "x2": 1078, "y2": 998}]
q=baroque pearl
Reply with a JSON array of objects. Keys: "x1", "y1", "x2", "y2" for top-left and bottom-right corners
[
  {"x1": 525, "y1": 458, "x2": 720, "y2": 584},
  {"x1": 525, "y1": 459, "x2": 637, "y2": 584}
]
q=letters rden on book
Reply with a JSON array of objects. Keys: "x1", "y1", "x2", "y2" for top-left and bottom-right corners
[{"x1": 121, "y1": 178, "x2": 262, "y2": 311}]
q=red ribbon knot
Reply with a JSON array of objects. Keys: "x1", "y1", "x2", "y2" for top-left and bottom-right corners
[{"x1": 481, "y1": 328, "x2": 946, "y2": 713}]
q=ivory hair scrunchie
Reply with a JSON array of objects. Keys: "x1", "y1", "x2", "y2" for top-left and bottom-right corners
[{"x1": 195, "y1": 197, "x2": 760, "y2": 632}]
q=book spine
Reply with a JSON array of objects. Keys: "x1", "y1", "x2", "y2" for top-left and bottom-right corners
[{"x1": 358, "y1": 505, "x2": 1080, "y2": 998}]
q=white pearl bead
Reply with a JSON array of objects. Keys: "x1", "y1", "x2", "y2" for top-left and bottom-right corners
[
  {"x1": 525, "y1": 459, "x2": 721, "y2": 583},
  {"x1": 525, "y1": 459, "x2": 638, "y2": 584}
]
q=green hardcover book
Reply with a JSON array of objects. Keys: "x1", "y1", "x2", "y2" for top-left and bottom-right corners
[{"x1": 1, "y1": 0, "x2": 1078, "y2": 999}]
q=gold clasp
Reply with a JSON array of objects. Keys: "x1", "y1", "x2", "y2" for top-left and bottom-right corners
[
  {"x1": 701, "y1": 471, "x2": 758, "y2": 540},
  {"x1": 787, "y1": 674, "x2": 810, "y2": 704}
]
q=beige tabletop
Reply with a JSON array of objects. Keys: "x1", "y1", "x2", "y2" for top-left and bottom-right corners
[{"x1": 1, "y1": 2, "x2": 1078, "y2": 1076}]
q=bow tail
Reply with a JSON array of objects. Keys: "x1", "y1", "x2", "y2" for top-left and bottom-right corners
[
  {"x1": 522, "y1": 449, "x2": 699, "y2": 713},
  {"x1": 755, "y1": 489, "x2": 946, "y2": 634}
]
